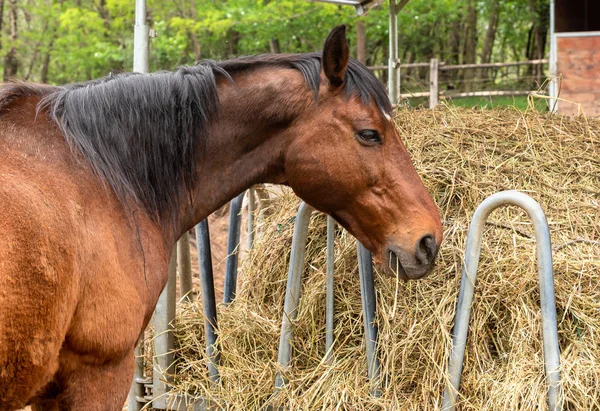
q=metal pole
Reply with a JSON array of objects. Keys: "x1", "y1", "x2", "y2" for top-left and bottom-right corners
[
  {"x1": 248, "y1": 188, "x2": 256, "y2": 250},
  {"x1": 223, "y1": 192, "x2": 245, "y2": 304},
  {"x1": 357, "y1": 243, "x2": 381, "y2": 397},
  {"x1": 274, "y1": 202, "x2": 315, "y2": 389},
  {"x1": 388, "y1": 0, "x2": 399, "y2": 105},
  {"x1": 129, "y1": 2, "x2": 149, "y2": 409},
  {"x1": 325, "y1": 216, "x2": 335, "y2": 361},
  {"x1": 152, "y1": 246, "x2": 177, "y2": 409},
  {"x1": 133, "y1": 0, "x2": 149, "y2": 73},
  {"x1": 442, "y1": 191, "x2": 562, "y2": 411},
  {"x1": 196, "y1": 220, "x2": 220, "y2": 383},
  {"x1": 178, "y1": 232, "x2": 193, "y2": 301},
  {"x1": 429, "y1": 58, "x2": 439, "y2": 108},
  {"x1": 128, "y1": 342, "x2": 145, "y2": 410},
  {"x1": 549, "y1": 0, "x2": 558, "y2": 112}
]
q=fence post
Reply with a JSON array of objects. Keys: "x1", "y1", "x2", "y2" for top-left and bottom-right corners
[
  {"x1": 429, "y1": 58, "x2": 439, "y2": 108},
  {"x1": 388, "y1": 0, "x2": 400, "y2": 105},
  {"x1": 128, "y1": 2, "x2": 149, "y2": 408},
  {"x1": 177, "y1": 232, "x2": 193, "y2": 300},
  {"x1": 442, "y1": 191, "x2": 562, "y2": 411}
]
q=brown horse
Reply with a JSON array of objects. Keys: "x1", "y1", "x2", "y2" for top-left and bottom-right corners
[{"x1": 0, "y1": 26, "x2": 442, "y2": 410}]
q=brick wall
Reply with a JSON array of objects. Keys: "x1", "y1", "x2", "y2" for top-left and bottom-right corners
[{"x1": 557, "y1": 35, "x2": 600, "y2": 116}]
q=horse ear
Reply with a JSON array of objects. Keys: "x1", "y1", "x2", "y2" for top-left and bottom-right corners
[{"x1": 322, "y1": 25, "x2": 349, "y2": 89}]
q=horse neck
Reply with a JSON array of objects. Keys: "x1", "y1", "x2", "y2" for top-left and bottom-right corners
[{"x1": 168, "y1": 67, "x2": 312, "y2": 241}]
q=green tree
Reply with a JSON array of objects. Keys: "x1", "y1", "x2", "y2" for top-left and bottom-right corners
[{"x1": 0, "y1": 0, "x2": 550, "y2": 89}]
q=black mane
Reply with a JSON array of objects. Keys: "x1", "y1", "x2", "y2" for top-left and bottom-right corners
[{"x1": 40, "y1": 53, "x2": 392, "y2": 224}]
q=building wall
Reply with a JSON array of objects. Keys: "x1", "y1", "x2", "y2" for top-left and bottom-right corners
[{"x1": 556, "y1": 34, "x2": 600, "y2": 116}]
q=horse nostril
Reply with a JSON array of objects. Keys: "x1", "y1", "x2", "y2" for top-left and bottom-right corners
[{"x1": 415, "y1": 234, "x2": 437, "y2": 266}]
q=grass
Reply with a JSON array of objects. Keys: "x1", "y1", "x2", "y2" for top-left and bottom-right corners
[
  {"x1": 447, "y1": 95, "x2": 548, "y2": 111},
  {"x1": 404, "y1": 95, "x2": 549, "y2": 112}
]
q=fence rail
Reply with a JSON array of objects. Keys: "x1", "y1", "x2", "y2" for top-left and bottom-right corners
[
  {"x1": 367, "y1": 59, "x2": 548, "y2": 72},
  {"x1": 369, "y1": 59, "x2": 549, "y2": 108},
  {"x1": 400, "y1": 89, "x2": 544, "y2": 99}
]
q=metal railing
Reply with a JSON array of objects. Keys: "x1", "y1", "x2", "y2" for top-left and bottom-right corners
[
  {"x1": 442, "y1": 191, "x2": 562, "y2": 411},
  {"x1": 130, "y1": 190, "x2": 562, "y2": 410},
  {"x1": 129, "y1": 194, "x2": 383, "y2": 409},
  {"x1": 273, "y1": 203, "x2": 380, "y2": 395},
  {"x1": 128, "y1": 188, "x2": 251, "y2": 410}
]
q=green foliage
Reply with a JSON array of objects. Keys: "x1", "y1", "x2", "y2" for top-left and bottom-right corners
[{"x1": 1, "y1": 0, "x2": 549, "y2": 97}]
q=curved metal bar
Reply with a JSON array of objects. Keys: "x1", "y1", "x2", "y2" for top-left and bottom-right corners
[
  {"x1": 357, "y1": 243, "x2": 381, "y2": 397},
  {"x1": 325, "y1": 216, "x2": 335, "y2": 362},
  {"x1": 223, "y1": 192, "x2": 245, "y2": 304},
  {"x1": 275, "y1": 202, "x2": 315, "y2": 389},
  {"x1": 442, "y1": 190, "x2": 562, "y2": 411},
  {"x1": 196, "y1": 220, "x2": 220, "y2": 384}
]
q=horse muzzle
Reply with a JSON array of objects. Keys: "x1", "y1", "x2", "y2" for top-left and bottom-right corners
[{"x1": 383, "y1": 234, "x2": 439, "y2": 280}]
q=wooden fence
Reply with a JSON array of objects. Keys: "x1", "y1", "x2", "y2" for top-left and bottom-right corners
[{"x1": 368, "y1": 59, "x2": 549, "y2": 107}]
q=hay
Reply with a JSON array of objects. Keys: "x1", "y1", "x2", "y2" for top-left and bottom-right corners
[{"x1": 168, "y1": 106, "x2": 600, "y2": 410}]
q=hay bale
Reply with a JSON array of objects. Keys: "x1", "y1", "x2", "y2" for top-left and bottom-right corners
[{"x1": 169, "y1": 106, "x2": 600, "y2": 410}]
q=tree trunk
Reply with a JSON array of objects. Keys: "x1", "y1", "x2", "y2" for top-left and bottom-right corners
[
  {"x1": 228, "y1": 30, "x2": 240, "y2": 57},
  {"x1": 4, "y1": 0, "x2": 19, "y2": 80},
  {"x1": 443, "y1": 16, "x2": 462, "y2": 89},
  {"x1": 25, "y1": 20, "x2": 50, "y2": 81},
  {"x1": 480, "y1": 0, "x2": 500, "y2": 82},
  {"x1": 356, "y1": 19, "x2": 367, "y2": 65},
  {"x1": 189, "y1": 0, "x2": 201, "y2": 61},
  {"x1": 40, "y1": 36, "x2": 55, "y2": 83},
  {"x1": 526, "y1": 0, "x2": 549, "y2": 86},
  {"x1": 96, "y1": 0, "x2": 110, "y2": 32},
  {"x1": 269, "y1": 38, "x2": 281, "y2": 54},
  {"x1": 448, "y1": 19, "x2": 461, "y2": 65},
  {"x1": 0, "y1": 0, "x2": 5, "y2": 55},
  {"x1": 462, "y1": 0, "x2": 478, "y2": 92}
]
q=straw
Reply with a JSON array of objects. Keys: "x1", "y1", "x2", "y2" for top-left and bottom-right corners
[{"x1": 166, "y1": 105, "x2": 600, "y2": 410}]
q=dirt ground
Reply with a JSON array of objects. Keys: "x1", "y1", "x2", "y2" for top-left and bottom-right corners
[
  {"x1": 181, "y1": 186, "x2": 275, "y2": 302},
  {"x1": 183, "y1": 200, "x2": 252, "y2": 302}
]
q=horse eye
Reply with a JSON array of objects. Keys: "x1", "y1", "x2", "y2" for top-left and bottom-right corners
[{"x1": 357, "y1": 129, "x2": 382, "y2": 145}]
